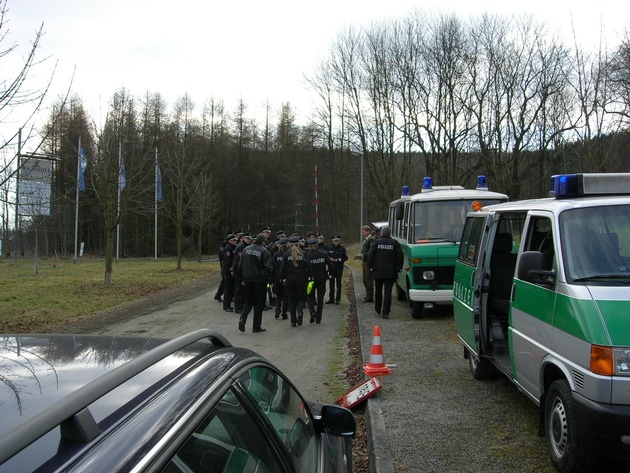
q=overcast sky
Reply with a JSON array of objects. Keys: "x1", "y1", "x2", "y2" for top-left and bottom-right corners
[{"x1": 5, "y1": 0, "x2": 630, "y2": 129}]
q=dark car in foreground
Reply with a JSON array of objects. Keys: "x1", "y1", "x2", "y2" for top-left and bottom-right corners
[{"x1": 0, "y1": 330, "x2": 356, "y2": 472}]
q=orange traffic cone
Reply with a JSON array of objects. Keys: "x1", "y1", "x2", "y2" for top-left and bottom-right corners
[{"x1": 363, "y1": 325, "x2": 392, "y2": 376}]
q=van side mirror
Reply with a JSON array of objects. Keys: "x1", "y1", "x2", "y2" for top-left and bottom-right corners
[{"x1": 517, "y1": 251, "x2": 555, "y2": 287}]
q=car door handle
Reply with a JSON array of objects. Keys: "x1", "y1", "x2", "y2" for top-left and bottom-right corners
[{"x1": 510, "y1": 283, "x2": 516, "y2": 301}]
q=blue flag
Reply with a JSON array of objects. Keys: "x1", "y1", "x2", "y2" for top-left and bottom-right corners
[
  {"x1": 119, "y1": 157, "x2": 126, "y2": 191},
  {"x1": 156, "y1": 163, "x2": 162, "y2": 202},
  {"x1": 78, "y1": 147, "x2": 88, "y2": 192}
]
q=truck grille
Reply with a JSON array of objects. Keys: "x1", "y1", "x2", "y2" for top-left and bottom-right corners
[{"x1": 412, "y1": 266, "x2": 455, "y2": 286}]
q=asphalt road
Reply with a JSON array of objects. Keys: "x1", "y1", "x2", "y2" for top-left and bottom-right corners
[
  {"x1": 66, "y1": 273, "x2": 349, "y2": 406},
  {"x1": 63, "y1": 269, "x2": 630, "y2": 473}
]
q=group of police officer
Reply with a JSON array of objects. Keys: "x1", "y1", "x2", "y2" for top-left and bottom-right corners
[{"x1": 214, "y1": 228, "x2": 348, "y2": 333}]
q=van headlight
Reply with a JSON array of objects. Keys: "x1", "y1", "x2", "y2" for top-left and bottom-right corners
[
  {"x1": 614, "y1": 348, "x2": 630, "y2": 375},
  {"x1": 423, "y1": 271, "x2": 435, "y2": 281}
]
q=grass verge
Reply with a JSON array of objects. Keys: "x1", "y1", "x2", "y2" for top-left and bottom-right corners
[{"x1": 0, "y1": 257, "x2": 217, "y2": 333}]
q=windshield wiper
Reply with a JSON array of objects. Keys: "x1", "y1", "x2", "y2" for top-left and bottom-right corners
[{"x1": 574, "y1": 274, "x2": 630, "y2": 282}]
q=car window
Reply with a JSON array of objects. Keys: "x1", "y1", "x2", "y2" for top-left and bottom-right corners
[
  {"x1": 163, "y1": 388, "x2": 284, "y2": 473},
  {"x1": 239, "y1": 366, "x2": 318, "y2": 473}
]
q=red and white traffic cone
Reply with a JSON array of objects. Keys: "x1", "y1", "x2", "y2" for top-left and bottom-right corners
[{"x1": 363, "y1": 325, "x2": 392, "y2": 376}]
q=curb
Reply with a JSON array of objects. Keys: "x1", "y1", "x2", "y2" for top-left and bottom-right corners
[{"x1": 350, "y1": 267, "x2": 395, "y2": 473}]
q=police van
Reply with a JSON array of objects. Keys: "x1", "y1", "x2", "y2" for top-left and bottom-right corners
[
  {"x1": 453, "y1": 173, "x2": 630, "y2": 472},
  {"x1": 388, "y1": 176, "x2": 507, "y2": 318}
]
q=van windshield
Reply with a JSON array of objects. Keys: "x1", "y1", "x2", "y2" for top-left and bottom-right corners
[
  {"x1": 560, "y1": 205, "x2": 630, "y2": 282},
  {"x1": 412, "y1": 199, "x2": 502, "y2": 242}
]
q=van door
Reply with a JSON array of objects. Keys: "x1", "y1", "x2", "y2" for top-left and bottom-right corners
[
  {"x1": 511, "y1": 213, "x2": 557, "y2": 400},
  {"x1": 453, "y1": 213, "x2": 492, "y2": 371}
]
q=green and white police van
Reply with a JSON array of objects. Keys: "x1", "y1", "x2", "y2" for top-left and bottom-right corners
[
  {"x1": 453, "y1": 173, "x2": 630, "y2": 472},
  {"x1": 388, "y1": 176, "x2": 507, "y2": 318}
]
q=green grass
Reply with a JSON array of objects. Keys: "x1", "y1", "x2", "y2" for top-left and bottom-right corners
[{"x1": 0, "y1": 257, "x2": 218, "y2": 333}]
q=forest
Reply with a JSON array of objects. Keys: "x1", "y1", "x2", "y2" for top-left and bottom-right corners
[{"x1": 2, "y1": 7, "x2": 630, "y2": 280}]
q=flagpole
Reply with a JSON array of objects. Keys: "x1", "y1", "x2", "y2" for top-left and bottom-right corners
[
  {"x1": 74, "y1": 137, "x2": 81, "y2": 262},
  {"x1": 154, "y1": 146, "x2": 158, "y2": 261},
  {"x1": 116, "y1": 141, "x2": 121, "y2": 262}
]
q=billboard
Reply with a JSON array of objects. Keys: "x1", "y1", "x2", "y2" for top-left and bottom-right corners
[{"x1": 19, "y1": 158, "x2": 52, "y2": 216}]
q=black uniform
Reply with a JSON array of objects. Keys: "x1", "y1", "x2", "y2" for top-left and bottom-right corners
[
  {"x1": 306, "y1": 246, "x2": 335, "y2": 323},
  {"x1": 368, "y1": 234, "x2": 403, "y2": 318},
  {"x1": 327, "y1": 241, "x2": 348, "y2": 304},
  {"x1": 231, "y1": 238, "x2": 250, "y2": 313},
  {"x1": 238, "y1": 242, "x2": 272, "y2": 333},
  {"x1": 221, "y1": 239, "x2": 237, "y2": 311},
  {"x1": 280, "y1": 246, "x2": 313, "y2": 327},
  {"x1": 272, "y1": 243, "x2": 289, "y2": 319}
]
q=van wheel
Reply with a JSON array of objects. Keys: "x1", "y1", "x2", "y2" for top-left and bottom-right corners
[
  {"x1": 411, "y1": 301, "x2": 423, "y2": 319},
  {"x1": 544, "y1": 380, "x2": 597, "y2": 473},
  {"x1": 396, "y1": 284, "x2": 406, "y2": 301},
  {"x1": 467, "y1": 350, "x2": 496, "y2": 380}
]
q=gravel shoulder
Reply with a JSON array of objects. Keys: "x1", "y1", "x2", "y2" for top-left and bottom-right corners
[{"x1": 351, "y1": 271, "x2": 630, "y2": 473}]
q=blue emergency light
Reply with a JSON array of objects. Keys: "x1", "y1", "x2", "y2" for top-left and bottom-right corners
[
  {"x1": 550, "y1": 173, "x2": 630, "y2": 198},
  {"x1": 422, "y1": 177, "x2": 433, "y2": 192},
  {"x1": 476, "y1": 175, "x2": 488, "y2": 191},
  {"x1": 401, "y1": 185, "x2": 410, "y2": 198}
]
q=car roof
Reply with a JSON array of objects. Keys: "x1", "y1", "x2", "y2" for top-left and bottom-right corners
[
  {"x1": 0, "y1": 330, "x2": 262, "y2": 471},
  {"x1": 479, "y1": 195, "x2": 630, "y2": 215}
]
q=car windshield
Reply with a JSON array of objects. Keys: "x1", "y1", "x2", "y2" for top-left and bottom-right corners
[
  {"x1": 412, "y1": 199, "x2": 502, "y2": 242},
  {"x1": 560, "y1": 204, "x2": 630, "y2": 282}
]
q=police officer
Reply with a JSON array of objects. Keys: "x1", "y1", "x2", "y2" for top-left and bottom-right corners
[
  {"x1": 231, "y1": 233, "x2": 252, "y2": 314},
  {"x1": 221, "y1": 234, "x2": 238, "y2": 312},
  {"x1": 306, "y1": 237, "x2": 335, "y2": 323},
  {"x1": 272, "y1": 237, "x2": 289, "y2": 319},
  {"x1": 368, "y1": 226, "x2": 403, "y2": 319},
  {"x1": 327, "y1": 235, "x2": 348, "y2": 305},
  {"x1": 238, "y1": 234, "x2": 272, "y2": 333},
  {"x1": 359, "y1": 225, "x2": 375, "y2": 302},
  {"x1": 281, "y1": 236, "x2": 313, "y2": 327},
  {"x1": 214, "y1": 232, "x2": 232, "y2": 302}
]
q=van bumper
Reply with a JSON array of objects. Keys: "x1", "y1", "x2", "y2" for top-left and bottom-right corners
[
  {"x1": 408, "y1": 289, "x2": 452, "y2": 303},
  {"x1": 573, "y1": 391, "x2": 630, "y2": 458}
]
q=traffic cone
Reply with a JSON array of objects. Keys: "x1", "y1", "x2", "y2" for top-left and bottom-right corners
[{"x1": 363, "y1": 325, "x2": 392, "y2": 376}]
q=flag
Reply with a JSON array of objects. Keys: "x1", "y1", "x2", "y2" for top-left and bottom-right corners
[
  {"x1": 156, "y1": 162, "x2": 162, "y2": 202},
  {"x1": 78, "y1": 147, "x2": 88, "y2": 192},
  {"x1": 119, "y1": 157, "x2": 126, "y2": 191}
]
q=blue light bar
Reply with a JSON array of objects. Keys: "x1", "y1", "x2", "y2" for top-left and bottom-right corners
[
  {"x1": 550, "y1": 173, "x2": 630, "y2": 198},
  {"x1": 476, "y1": 175, "x2": 488, "y2": 191},
  {"x1": 422, "y1": 177, "x2": 433, "y2": 192},
  {"x1": 401, "y1": 185, "x2": 410, "y2": 198}
]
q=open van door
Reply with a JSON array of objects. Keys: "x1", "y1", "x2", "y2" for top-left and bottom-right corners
[{"x1": 453, "y1": 213, "x2": 496, "y2": 379}]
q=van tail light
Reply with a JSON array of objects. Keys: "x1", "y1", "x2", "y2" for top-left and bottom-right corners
[{"x1": 590, "y1": 345, "x2": 613, "y2": 376}]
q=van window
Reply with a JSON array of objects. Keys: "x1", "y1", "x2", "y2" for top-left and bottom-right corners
[
  {"x1": 560, "y1": 205, "x2": 630, "y2": 281},
  {"x1": 523, "y1": 216, "x2": 555, "y2": 272},
  {"x1": 458, "y1": 217, "x2": 485, "y2": 265}
]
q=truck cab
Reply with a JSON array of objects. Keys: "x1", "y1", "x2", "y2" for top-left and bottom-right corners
[
  {"x1": 388, "y1": 176, "x2": 507, "y2": 318},
  {"x1": 453, "y1": 173, "x2": 630, "y2": 473}
]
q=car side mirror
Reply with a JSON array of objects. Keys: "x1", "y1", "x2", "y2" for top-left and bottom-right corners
[
  {"x1": 517, "y1": 251, "x2": 555, "y2": 287},
  {"x1": 320, "y1": 405, "x2": 356, "y2": 437}
]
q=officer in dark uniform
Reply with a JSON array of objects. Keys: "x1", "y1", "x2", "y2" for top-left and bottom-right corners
[
  {"x1": 327, "y1": 235, "x2": 348, "y2": 304},
  {"x1": 306, "y1": 237, "x2": 335, "y2": 323},
  {"x1": 238, "y1": 234, "x2": 272, "y2": 333},
  {"x1": 368, "y1": 226, "x2": 403, "y2": 319},
  {"x1": 214, "y1": 232, "x2": 232, "y2": 302},
  {"x1": 231, "y1": 233, "x2": 252, "y2": 314},
  {"x1": 221, "y1": 234, "x2": 238, "y2": 312},
  {"x1": 272, "y1": 237, "x2": 289, "y2": 319},
  {"x1": 281, "y1": 236, "x2": 313, "y2": 327}
]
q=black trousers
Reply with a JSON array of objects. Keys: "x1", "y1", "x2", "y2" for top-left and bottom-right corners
[
  {"x1": 240, "y1": 281, "x2": 267, "y2": 330},
  {"x1": 374, "y1": 278, "x2": 395, "y2": 316},
  {"x1": 307, "y1": 280, "x2": 327, "y2": 322},
  {"x1": 286, "y1": 278, "x2": 307, "y2": 324},
  {"x1": 329, "y1": 267, "x2": 343, "y2": 302},
  {"x1": 222, "y1": 271, "x2": 235, "y2": 310}
]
